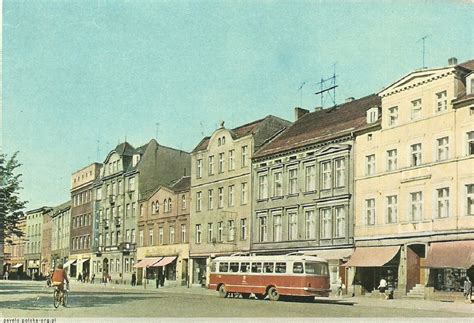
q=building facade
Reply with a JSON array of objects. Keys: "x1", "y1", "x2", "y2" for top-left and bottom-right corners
[
  {"x1": 50, "y1": 201, "x2": 71, "y2": 271},
  {"x1": 349, "y1": 58, "x2": 474, "y2": 298},
  {"x1": 69, "y1": 163, "x2": 101, "y2": 279},
  {"x1": 24, "y1": 207, "x2": 51, "y2": 278},
  {"x1": 40, "y1": 210, "x2": 53, "y2": 275},
  {"x1": 136, "y1": 176, "x2": 191, "y2": 286},
  {"x1": 92, "y1": 139, "x2": 190, "y2": 284},
  {"x1": 3, "y1": 216, "x2": 27, "y2": 278},
  {"x1": 189, "y1": 116, "x2": 291, "y2": 286},
  {"x1": 251, "y1": 96, "x2": 381, "y2": 290}
]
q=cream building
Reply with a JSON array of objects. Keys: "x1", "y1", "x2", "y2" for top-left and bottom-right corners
[
  {"x1": 348, "y1": 58, "x2": 474, "y2": 298},
  {"x1": 189, "y1": 116, "x2": 291, "y2": 286}
]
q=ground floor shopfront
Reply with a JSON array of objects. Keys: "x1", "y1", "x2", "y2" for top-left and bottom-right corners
[
  {"x1": 90, "y1": 248, "x2": 137, "y2": 284},
  {"x1": 67, "y1": 253, "x2": 92, "y2": 280},
  {"x1": 24, "y1": 254, "x2": 41, "y2": 278},
  {"x1": 346, "y1": 236, "x2": 474, "y2": 299},
  {"x1": 136, "y1": 244, "x2": 189, "y2": 287}
]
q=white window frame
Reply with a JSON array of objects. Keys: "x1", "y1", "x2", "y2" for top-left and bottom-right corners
[
  {"x1": 288, "y1": 211, "x2": 298, "y2": 241},
  {"x1": 304, "y1": 209, "x2": 315, "y2": 239},
  {"x1": 288, "y1": 168, "x2": 298, "y2": 194},
  {"x1": 241, "y1": 182, "x2": 248, "y2": 205},
  {"x1": 241, "y1": 146, "x2": 248, "y2": 168},
  {"x1": 218, "y1": 152, "x2": 225, "y2": 173},
  {"x1": 436, "y1": 90, "x2": 448, "y2": 112},
  {"x1": 411, "y1": 99, "x2": 422, "y2": 120},
  {"x1": 181, "y1": 224, "x2": 186, "y2": 243},
  {"x1": 228, "y1": 185, "x2": 235, "y2": 207},
  {"x1": 386, "y1": 195, "x2": 398, "y2": 224},
  {"x1": 335, "y1": 206, "x2": 345, "y2": 238},
  {"x1": 228, "y1": 220, "x2": 235, "y2": 242},
  {"x1": 320, "y1": 208, "x2": 332, "y2": 239},
  {"x1": 410, "y1": 143, "x2": 422, "y2": 166},
  {"x1": 467, "y1": 184, "x2": 474, "y2": 216},
  {"x1": 196, "y1": 191, "x2": 202, "y2": 212},
  {"x1": 436, "y1": 187, "x2": 450, "y2": 219},
  {"x1": 196, "y1": 159, "x2": 202, "y2": 178},
  {"x1": 388, "y1": 106, "x2": 398, "y2": 126},
  {"x1": 259, "y1": 216, "x2": 267, "y2": 242},
  {"x1": 335, "y1": 158, "x2": 345, "y2": 188},
  {"x1": 208, "y1": 189, "x2": 214, "y2": 210},
  {"x1": 273, "y1": 214, "x2": 282, "y2": 242},
  {"x1": 240, "y1": 218, "x2": 247, "y2": 240},
  {"x1": 258, "y1": 174, "x2": 268, "y2": 199},
  {"x1": 273, "y1": 170, "x2": 283, "y2": 197},
  {"x1": 437, "y1": 137, "x2": 449, "y2": 161},
  {"x1": 208, "y1": 155, "x2": 214, "y2": 175},
  {"x1": 218, "y1": 187, "x2": 224, "y2": 208},
  {"x1": 410, "y1": 191, "x2": 423, "y2": 221},
  {"x1": 229, "y1": 150, "x2": 235, "y2": 171},
  {"x1": 365, "y1": 198, "x2": 375, "y2": 225},
  {"x1": 321, "y1": 161, "x2": 332, "y2": 190},
  {"x1": 195, "y1": 224, "x2": 202, "y2": 244},
  {"x1": 305, "y1": 164, "x2": 316, "y2": 192},
  {"x1": 365, "y1": 154, "x2": 375, "y2": 176}
]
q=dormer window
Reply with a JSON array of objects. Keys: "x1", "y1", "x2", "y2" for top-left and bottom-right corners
[
  {"x1": 467, "y1": 74, "x2": 474, "y2": 95},
  {"x1": 132, "y1": 154, "x2": 141, "y2": 167},
  {"x1": 366, "y1": 107, "x2": 379, "y2": 124}
]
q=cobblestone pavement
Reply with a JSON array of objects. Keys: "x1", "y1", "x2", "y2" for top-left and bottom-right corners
[{"x1": 0, "y1": 280, "x2": 472, "y2": 318}]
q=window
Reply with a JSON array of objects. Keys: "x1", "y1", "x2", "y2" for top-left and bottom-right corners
[
  {"x1": 275, "y1": 262, "x2": 287, "y2": 274},
  {"x1": 131, "y1": 229, "x2": 135, "y2": 243},
  {"x1": 365, "y1": 199, "x2": 375, "y2": 225},
  {"x1": 96, "y1": 188, "x2": 102, "y2": 200},
  {"x1": 126, "y1": 204, "x2": 131, "y2": 218},
  {"x1": 218, "y1": 152, "x2": 225, "y2": 173},
  {"x1": 437, "y1": 188, "x2": 450, "y2": 218},
  {"x1": 196, "y1": 159, "x2": 202, "y2": 179},
  {"x1": 264, "y1": 262, "x2": 274, "y2": 273},
  {"x1": 229, "y1": 262, "x2": 239, "y2": 273},
  {"x1": 218, "y1": 187, "x2": 224, "y2": 208},
  {"x1": 467, "y1": 131, "x2": 474, "y2": 155},
  {"x1": 386, "y1": 149, "x2": 398, "y2": 171},
  {"x1": 196, "y1": 191, "x2": 202, "y2": 212},
  {"x1": 273, "y1": 214, "x2": 282, "y2": 242},
  {"x1": 305, "y1": 210, "x2": 315, "y2": 239},
  {"x1": 288, "y1": 168, "x2": 298, "y2": 194},
  {"x1": 410, "y1": 191, "x2": 423, "y2": 221},
  {"x1": 139, "y1": 230, "x2": 144, "y2": 247},
  {"x1": 219, "y1": 262, "x2": 229, "y2": 273},
  {"x1": 365, "y1": 155, "x2": 375, "y2": 175},
  {"x1": 195, "y1": 224, "x2": 202, "y2": 244},
  {"x1": 228, "y1": 220, "x2": 235, "y2": 242},
  {"x1": 321, "y1": 208, "x2": 332, "y2": 239},
  {"x1": 126, "y1": 229, "x2": 130, "y2": 242},
  {"x1": 208, "y1": 189, "x2": 214, "y2": 210},
  {"x1": 388, "y1": 106, "x2": 398, "y2": 126},
  {"x1": 437, "y1": 137, "x2": 449, "y2": 161},
  {"x1": 411, "y1": 99, "x2": 422, "y2": 119},
  {"x1": 111, "y1": 231, "x2": 116, "y2": 246},
  {"x1": 321, "y1": 161, "x2": 332, "y2": 190},
  {"x1": 335, "y1": 207, "x2": 345, "y2": 238},
  {"x1": 148, "y1": 228, "x2": 154, "y2": 245},
  {"x1": 181, "y1": 224, "x2": 187, "y2": 243},
  {"x1": 259, "y1": 216, "x2": 267, "y2": 242},
  {"x1": 410, "y1": 143, "x2": 422, "y2": 166},
  {"x1": 240, "y1": 218, "x2": 247, "y2": 240},
  {"x1": 367, "y1": 108, "x2": 378, "y2": 123},
  {"x1": 467, "y1": 184, "x2": 474, "y2": 216},
  {"x1": 228, "y1": 185, "x2": 234, "y2": 207},
  {"x1": 288, "y1": 211, "x2": 298, "y2": 241},
  {"x1": 273, "y1": 171, "x2": 283, "y2": 196},
  {"x1": 128, "y1": 177, "x2": 135, "y2": 191},
  {"x1": 293, "y1": 262, "x2": 304, "y2": 274},
  {"x1": 386, "y1": 195, "x2": 398, "y2": 223},
  {"x1": 181, "y1": 195, "x2": 186, "y2": 210},
  {"x1": 335, "y1": 159, "x2": 345, "y2": 187},
  {"x1": 217, "y1": 222, "x2": 223, "y2": 242},
  {"x1": 208, "y1": 156, "x2": 214, "y2": 175},
  {"x1": 305, "y1": 164, "x2": 316, "y2": 192},
  {"x1": 436, "y1": 91, "x2": 447, "y2": 112},
  {"x1": 207, "y1": 223, "x2": 213, "y2": 243},
  {"x1": 251, "y1": 262, "x2": 262, "y2": 273},
  {"x1": 169, "y1": 226, "x2": 175, "y2": 244},
  {"x1": 229, "y1": 150, "x2": 235, "y2": 170},
  {"x1": 240, "y1": 262, "x2": 250, "y2": 273},
  {"x1": 241, "y1": 146, "x2": 248, "y2": 167},
  {"x1": 241, "y1": 182, "x2": 248, "y2": 204},
  {"x1": 258, "y1": 174, "x2": 268, "y2": 199},
  {"x1": 158, "y1": 227, "x2": 164, "y2": 244}
]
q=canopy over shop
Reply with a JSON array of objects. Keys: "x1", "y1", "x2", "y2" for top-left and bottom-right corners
[
  {"x1": 135, "y1": 256, "x2": 178, "y2": 283},
  {"x1": 422, "y1": 240, "x2": 474, "y2": 292}
]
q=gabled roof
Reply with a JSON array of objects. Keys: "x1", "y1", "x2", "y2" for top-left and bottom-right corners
[
  {"x1": 254, "y1": 94, "x2": 381, "y2": 159},
  {"x1": 115, "y1": 142, "x2": 136, "y2": 156},
  {"x1": 168, "y1": 176, "x2": 191, "y2": 192},
  {"x1": 192, "y1": 115, "x2": 291, "y2": 153},
  {"x1": 458, "y1": 59, "x2": 474, "y2": 71}
]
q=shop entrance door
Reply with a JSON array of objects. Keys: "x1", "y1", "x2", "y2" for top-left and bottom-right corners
[{"x1": 406, "y1": 244, "x2": 425, "y2": 292}]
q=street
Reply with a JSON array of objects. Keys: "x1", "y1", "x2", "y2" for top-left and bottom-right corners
[{"x1": 0, "y1": 280, "x2": 472, "y2": 318}]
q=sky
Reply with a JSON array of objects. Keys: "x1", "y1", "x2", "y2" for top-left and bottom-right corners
[{"x1": 2, "y1": 0, "x2": 473, "y2": 209}]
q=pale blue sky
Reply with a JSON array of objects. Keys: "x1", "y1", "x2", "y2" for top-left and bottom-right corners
[{"x1": 3, "y1": 0, "x2": 473, "y2": 209}]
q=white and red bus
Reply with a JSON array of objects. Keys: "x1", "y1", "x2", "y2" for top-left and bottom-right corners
[{"x1": 208, "y1": 253, "x2": 330, "y2": 301}]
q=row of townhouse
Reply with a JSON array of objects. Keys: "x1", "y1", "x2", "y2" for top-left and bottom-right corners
[{"x1": 5, "y1": 57, "x2": 473, "y2": 299}]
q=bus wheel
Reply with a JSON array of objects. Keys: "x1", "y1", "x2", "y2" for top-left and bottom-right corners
[
  {"x1": 218, "y1": 284, "x2": 228, "y2": 298},
  {"x1": 267, "y1": 287, "x2": 280, "y2": 301},
  {"x1": 241, "y1": 293, "x2": 251, "y2": 299}
]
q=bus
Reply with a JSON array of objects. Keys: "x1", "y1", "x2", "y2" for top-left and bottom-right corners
[{"x1": 208, "y1": 252, "x2": 331, "y2": 301}]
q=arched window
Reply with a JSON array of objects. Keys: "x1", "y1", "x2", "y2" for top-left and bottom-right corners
[
  {"x1": 222, "y1": 136, "x2": 225, "y2": 145},
  {"x1": 151, "y1": 202, "x2": 155, "y2": 213},
  {"x1": 164, "y1": 199, "x2": 168, "y2": 213},
  {"x1": 168, "y1": 198, "x2": 172, "y2": 212},
  {"x1": 182, "y1": 195, "x2": 186, "y2": 210},
  {"x1": 218, "y1": 138, "x2": 221, "y2": 146}
]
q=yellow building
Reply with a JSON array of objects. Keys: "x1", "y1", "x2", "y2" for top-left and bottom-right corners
[{"x1": 348, "y1": 58, "x2": 474, "y2": 299}]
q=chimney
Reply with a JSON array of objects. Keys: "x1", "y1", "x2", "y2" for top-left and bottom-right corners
[
  {"x1": 345, "y1": 97, "x2": 355, "y2": 103},
  {"x1": 294, "y1": 107, "x2": 309, "y2": 121},
  {"x1": 448, "y1": 57, "x2": 458, "y2": 66}
]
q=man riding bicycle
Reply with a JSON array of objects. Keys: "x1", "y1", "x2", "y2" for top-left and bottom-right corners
[{"x1": 51, "y1": 264, "x2": 69, "y2": 304}]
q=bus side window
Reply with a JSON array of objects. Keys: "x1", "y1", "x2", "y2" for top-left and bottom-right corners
[
  {"x1": 229, "y1": 262, "x2": 239, "y2": 272},
  {"x1": 263, "y1": 262, "x2": 274, "y2": 273},
  {"x1": 275, "y1": 262, "x2": 286, "y2": 273},
  {"x1": 210, "y1": 261, "x2": 217, "y2": 273},
  {"x1": 293, "y1": 262, "x2": 304, "y2": 274},
  {"x1": 240, "y1": 262, "x2": 250, "y2": 273},
  {"x1": 219, "y1": 262, "x2": 229, "y2": 273},
  {"x1": 251, "y1": 262, "x2": 262, "y2": 273}
]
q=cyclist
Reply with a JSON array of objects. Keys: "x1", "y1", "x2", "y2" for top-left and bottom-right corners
[{"x1": 51, "y1": 264, "x2": 70, "y2": 304}]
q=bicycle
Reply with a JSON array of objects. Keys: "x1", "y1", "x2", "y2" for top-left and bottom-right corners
[{"x1": 53, "y1": 284, "x2": 69, "y2": 308}]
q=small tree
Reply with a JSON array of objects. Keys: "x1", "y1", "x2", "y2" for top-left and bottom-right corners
[{"x1": 0, "y1": 152, "x2": 28, "y2": 275}]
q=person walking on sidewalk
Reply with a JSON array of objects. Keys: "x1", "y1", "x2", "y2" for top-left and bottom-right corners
[
  {"x1": 378, "y1": 277, "x2": 388, "y2": 300},
  {"x1": 131, "y1": 272, "x2": 137, "y2": 286},
  {"x1": 336, "y1": 276, "x2": 343, "y2": 297},
  {"x1": 463, "y1": 276, "x2": 472, "y2": 303}
]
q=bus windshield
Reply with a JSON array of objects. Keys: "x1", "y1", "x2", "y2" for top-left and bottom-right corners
[{"x1": 304, "y1": 262, "x2": 328, "y2": 275}]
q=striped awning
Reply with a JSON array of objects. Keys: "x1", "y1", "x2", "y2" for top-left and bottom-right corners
[
  {"x1": 134, "y1": 257, "x2": 163, "y2": 268},
  {"x1": 343, "y1": 246, "x2": 400, "y2": 267},
  {"x1": 150, "y1": 256, "x2": 176, "y2": 268},
  {"x1": 423, "y1": 240, "x2": 474, "y2": 269}
]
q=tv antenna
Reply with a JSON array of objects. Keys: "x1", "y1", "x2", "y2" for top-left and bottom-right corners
[
  {"x1": 417, "y1": 35, "x2": 429, "y2": 68},
  {"x1": 155, "y1": 122, "x2": 160, "y2": 140},
  {"x1": 314, "y1": 64, "x2": 338, "y2": 108},
  {"x1": 96, "y1": 140, "x2": 101, "y2": 161},
  {"x1": 297, "y1": 81, "x2": 307, "y2": 107}
]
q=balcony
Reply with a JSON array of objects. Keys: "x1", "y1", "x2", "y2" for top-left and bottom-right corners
[{"x1": 119, "y1": 242, "x2": 136, "y2": 255}]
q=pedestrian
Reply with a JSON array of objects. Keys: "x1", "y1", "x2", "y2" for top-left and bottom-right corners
[
  {"x1": 463, "y1": 276, "x2": 472, "y2": 303},
  {"x1": 336, "y1": 276, "x2": 343, "y2": 297},
  {"x1": 155, "y1": 272, "x2": 160, "y2": 289},
  {"x1": 78, "y1": 272, "x2": 83, "y2": 282},
  {"x1": 91, "y1": 273, "x2": 95, "y2": 284},
  {"x1": 378, "y1": 277, "x2": 388, "y2": 300},
  {"x1": 131, "y1": 272, "x2": 137, "y2": 286},
  {"x1": 4, "y1": 271, "x2": 9, "y2": 280}
]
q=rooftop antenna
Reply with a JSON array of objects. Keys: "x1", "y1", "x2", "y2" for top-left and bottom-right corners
[
  {"x1": 155, "y1": 122, "x2": 159, "y2": 140},
  {"x1": 314, "y1": 63, "x2": 338, "y2": 108},
  {"x1": 298, "y1": 81, "x2": 307, "y2": 107},
  {"x1": 199, "y1": 122, "x2": 205, "y2": 137},
  {"x1": 417, "y1": 35, "x2": 429, "y2": 68},
  {"x1": 96, "y1": 140, "x2": 100, "y2": 161}
]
